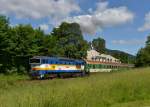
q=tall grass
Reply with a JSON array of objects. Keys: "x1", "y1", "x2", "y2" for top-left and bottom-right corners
[{"x1": 0, "y1": 68, "x2": 150, "y2": 107}]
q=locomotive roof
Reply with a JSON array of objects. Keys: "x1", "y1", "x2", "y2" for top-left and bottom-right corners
[{"x1": 31, "y1": 56, "x2": 85, "y2": 62}]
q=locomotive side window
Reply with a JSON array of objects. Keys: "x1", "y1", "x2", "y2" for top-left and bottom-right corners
[{"x1": 42, "y1": 59, "x2": 45, "y2": 64}]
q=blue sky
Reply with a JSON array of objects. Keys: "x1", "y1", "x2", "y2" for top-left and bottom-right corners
[{"x1": 1, "y1": 0, "x2": 150, "y2": 55}]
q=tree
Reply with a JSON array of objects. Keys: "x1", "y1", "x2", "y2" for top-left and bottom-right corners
[
  {"x1": 0, "y1": 16, "x2": 10, "y2": 55},
  {"x1": 51, "y1": 22, "x2": 88, "y2": 59},
  {"x1": 136, "y1": 35, "x2": 150, "y2": 67},
  {"x1": 8, "y1": 25, "x2": 45, "y2": 56},
  {"x1": 92, "y1": 37, "x2": 106, "y2": 53},
  {"x1": 146, "y1": 35, "x2": 150, "y2": 46}
]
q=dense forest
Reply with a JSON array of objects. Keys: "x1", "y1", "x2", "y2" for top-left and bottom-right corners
[{"x1": 0, "y1": 15, "x2": 144, "y2": 74}]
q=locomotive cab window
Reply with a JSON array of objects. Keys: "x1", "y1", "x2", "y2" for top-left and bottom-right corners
[{"x1": 30, "y1": 58, "x2": 40, "y2": 64}]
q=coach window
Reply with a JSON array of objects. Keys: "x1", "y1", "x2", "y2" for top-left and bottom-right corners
[
  {"x1": 106, "y1": 65, "x2": 108, "y2": 68},
  {"x1": 107, "y1": 65, "x2": 109, "y2": 69},
  {"x1": 96, "y1": 64, "x2": 98, "y2": 69},
  {"x1": 95, "y1": 64, "x2": 97, "y2": 68},
  {"x1": 105, "y1": 65, "x2": 107, "y2": 68},
  {"x1": 106, "y1": 65, "x2": 108, "y2": 69},
  {"x1": 95, "y1": 65, "x2": 97, "y2": 69},
  {"x1": 98, "y1": 64, "x2": 100, "y2": 68},
  {"x1": 92, "y1": 64, "x2": 95, "y2": 69},
  {"x1": 107, "y1": 59, "x2": 109, "y2": 62},
  {"x1": 107, "y1": 65, "x2": 109, "y2": 68}
]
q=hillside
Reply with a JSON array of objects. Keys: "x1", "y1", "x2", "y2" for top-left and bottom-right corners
[
  {"x1": 106, "y1": 49, "x2": 136, "y2": 64},
  {"x1": 0, "y1": 68, "x2": 150, "y2": 107},
  {"x1": 91, "y1": 38, "x2": 136, "y2": 64}
]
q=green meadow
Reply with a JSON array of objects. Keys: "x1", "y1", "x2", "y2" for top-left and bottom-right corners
[{"x1": 0, "y1": 68, "x2": 150, "y2": 107}]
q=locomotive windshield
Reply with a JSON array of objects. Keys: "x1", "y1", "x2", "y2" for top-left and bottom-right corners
[{"x1": 30, "y1": 58, "x2": 40, "y2": 64}]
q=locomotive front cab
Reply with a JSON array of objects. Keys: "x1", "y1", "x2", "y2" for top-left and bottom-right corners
[{"x1": 29, "y1": 57, "x2": 42, "y2": 79}]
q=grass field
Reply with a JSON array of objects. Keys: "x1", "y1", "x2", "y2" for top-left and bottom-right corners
[{"x1": 0, "y1": 68, "x2": 150, "y2": 107}]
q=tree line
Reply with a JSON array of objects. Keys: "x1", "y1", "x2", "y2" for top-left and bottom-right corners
[
  {"x1": 1, "y1": 15, "x2": 148, "y2": 74},
  {"x1": 0, "y1": 15, "x2": 88, "y2": 74}
]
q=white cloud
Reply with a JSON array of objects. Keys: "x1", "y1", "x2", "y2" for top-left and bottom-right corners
[
  {"x1": 0, "y1": 0, "x2": 80, "y2": 20},
  {"x1": 94, "y1": 1, "x2": 108, "y2": 13},
  {"x1": 138, "y1": 12, "x2": 150, "y2": 32},
  {"x1": 0, "y1": 0, "x2": 134, "y2": 34},
  {"x1": 65, "y1": 2, "x2": 134, "y2": 34},
  {"x1": 112, "y1": 39, "x2": 145, "y2": 45},
  {"x1": 39, "y1": 24, "x2": 49, "y2": 31}
]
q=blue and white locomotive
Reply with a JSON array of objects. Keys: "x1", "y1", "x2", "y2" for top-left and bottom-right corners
[{"x1": 29, "y1": 56, "x2": 87, "y2": 79}]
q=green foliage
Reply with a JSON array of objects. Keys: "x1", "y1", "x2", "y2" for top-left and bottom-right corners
[
  {"x1": 0, "y1": 68, "x2": 150, "y2": 107},
  {"x1": 7, "y1": 25, "x2": 45, "y2": 56},
  {"x1": 106, "y1": 49, "x2": 135, "y2": 64},
  {"x1": 0, "y1": 16, "x2": 89, "y2": 74},
  {"x1": 92, "y1": 37, "x2": 106, "y2": 53},
  {"x1": 0, "y1": 15, "x2": 10, "y2": 54},
  {"x1": 51, "y1": 22, "x2": 88, "y2": 59},
  {"x1": 136, "y1": 35, "x2": 150, "y2": 67}
]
